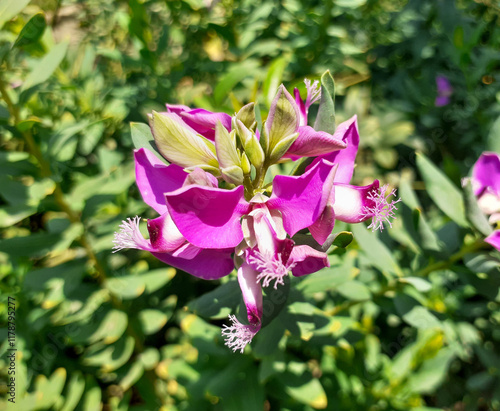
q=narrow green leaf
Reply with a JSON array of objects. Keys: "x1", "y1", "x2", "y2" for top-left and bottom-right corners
[
  {"x1": 0, "y1": 0, "x2": 31, "y2": 27},
  {"x1": 130, "y1": 122, "x2": 166, "y2": 163},
  {"x1": 416, "y1": 153, "x2": 468, "y2": 227},
  {"x1": 463, "y1": 178, "x2": 493, "y2": 236},
  {"x1": 263, "y1": 57, "x2": 288, "y2": 106},
  {"x1": 22, "y1": 40, "x2": 69, "y2": 90},
  {"x1": 13, "y1": 13, "x2": 46, "y2": 48}
]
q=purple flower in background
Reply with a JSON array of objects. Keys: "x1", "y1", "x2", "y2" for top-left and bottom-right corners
[
  {"x1": 114, "y1": 76, "x2": 401, "y2": 352},
  {"x1": 471, "y1": 152, "x2": 500, "y2": 250},
  {"x1": 435, "y1": 75, "x2": 453, "y2": 107}
]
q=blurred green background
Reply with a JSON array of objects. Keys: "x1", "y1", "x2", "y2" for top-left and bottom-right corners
[{"x1": 1, "y1": 0, "x2": 500, "y2": 410}]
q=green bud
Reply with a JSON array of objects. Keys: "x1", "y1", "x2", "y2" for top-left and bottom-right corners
[
  {"x1": 234, "y1": 119, "x2": 265, "y2": 170},
  {"x1": 240, "y1": 152, "x2": 251, "y2": 175},
  {"x1": 266, "y1": 85, "x2": 299, "y2": 154},
  {"x1": 236, "y1": 102, "x2": 256, "y2": 129},
  {"x1": 215, "y1": 121, "x2": 240, "y2": 169},
  {"x1": 151, "y1": 111, "x2": 218, "y2": 170},
  {"x1": 221, "y1": 165, "x2": 244, "y2": 185},
  {"x1": 269, "y1": 132, "x2": 298, "y2": 163}
]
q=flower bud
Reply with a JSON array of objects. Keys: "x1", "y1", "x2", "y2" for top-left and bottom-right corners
[
  {"x1": 236, "y1": 102, "x2": 256, "y2": 129},
  {"x1": 265, "y1": 85, "x2": 299, "y2": 156},
  {"x1": 235, "y1": 119, "x2": 265, "y2": 170},
  {"x1": 215, "y1": 121, "x2": 241, "y2": 169},
  {"x1": 221, "y1": 165, "x2": 244, "y2": 185},
  {"x1": 269, "y1": 132, "x2": 299, "y2": 163},
  {"x1": 151, "y1": 111, "x2": 219, "y2": 171},
  {"x1": 240, "y1": 152, "x2": 251, "y2": 175}
]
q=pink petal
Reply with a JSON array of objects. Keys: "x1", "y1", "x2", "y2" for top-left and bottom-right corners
[
  {"x1": 485, "y1": 230, "x2": 500, "y2": 252},
  {"x1": 167, "y1": 104, "x2": 231, "y2": 141},
  {"x1": 134, "y1": 148, "x2": 188, "y2": 215},
  {"x1": 267, "y1": 159, "x2": 336, "y2": 237},
  {"x1": 284, "y1": 125, "x2": 346, "y2": 159},
  {"x1": 146, "y1": 212, "x2": 186, "y2": 252},
  {"x1": 238, "y1": 263, "x2": 263, "y2": 325},
  {"x1": 308, "y1": 115, "x2": 359, "y2": 184},
  {"x1": 332, "y1": 181, "x2": 379, "y2": 223},
  {"x1": 166, "y1": 185, "x2": 251, "y2": 249},
  {"x1": 152, "y1": 248, "x2": 234, "y2": 280},
  {"x1": 289, "y1": 245, "x2": 329, "y2": 277},
  {"x1": 472, "y1": 152, "x2": 500, "y2": 197}
]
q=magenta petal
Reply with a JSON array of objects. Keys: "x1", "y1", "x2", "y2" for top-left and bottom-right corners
[
  {"x1": 485, "y1": 230, "x2": 500, "y2": 252},
  {"x1": 294, "y1": 87, "x2": 307, "y2": 126},
  {"x1": 472, "y1": 152, "x2": 500, "y2": 197},
  {"x1": 152, "y1": 248, "x2": 234, "y2": 280},
  {"x1": 238, "y1": 263, "x2": 263, "y2": 325},
  {"x1": 289, "y1": 245, "x2": 329, "y2": 277},
  {"x1": 166, "y1": 185, "x2": 251, "y2": 249},
  {"x1": 308, "y1": 115, "x2": 359, "y2": 184},
  {"x1": 267, "y1": 159, "x2": 336, "y2": 237},
  {"x1": 147, "y1": 212, "x2": 186, "y2": 252},
  {"x1": 284, "y1": 125, "x2": 346, "y2": 159},
  {"x1": 308, "y1": 203, "x2": 335, "y2": 245},
  {"x1": 167, "y1": 104, "x2": 231, "y2": 141},
  {"x1": 333, "y1": 181, "x2": 380, "y2": 223},
  {"x1": 134, "y1": 148, "x2": 188, "y2": 215}
]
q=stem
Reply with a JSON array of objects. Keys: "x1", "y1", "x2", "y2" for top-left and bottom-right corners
[{"x1": 1, "y1": 74, "x2": 162, "y2": 404}]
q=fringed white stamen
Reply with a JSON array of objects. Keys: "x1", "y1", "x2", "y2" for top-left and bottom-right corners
[
  {"x1": 221, "y1": 315, "x2": 258, "y2": 353},
  {"x1": 248, "y1": 251, "x2": 296, "y2": 289},
  {"x1": 362, "y1": 185, "x2": 402, "y2": 232},
  {"x1": 304, "y1": 79, "x2": 321, "y2": 108},
  {"x1": 112, "y1": 216, "x2": 150, "y2": 253}
]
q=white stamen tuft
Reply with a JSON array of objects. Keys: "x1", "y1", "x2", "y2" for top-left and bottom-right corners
[
  {"x1": 112, "y1": 216, "x2": 150, "y2": 253},
  {"x1": 248, "y1": 251, "x2": 295, "y2": 289},
  {"x1": 362, "y1": 185, "x2": 402, "y2": 232},
  {"x1": 221, "y1": 315, "x2": 258, "y2": 353},
  {"x1": 304, "y1": 79, "x2": 321, "y2": 107}
]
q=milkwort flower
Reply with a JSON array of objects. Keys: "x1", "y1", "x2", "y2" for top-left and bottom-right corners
[
  {"x1": 470, "y1": 152, "x2": 500, "y2": 250},
  {"x1": 113, "y1": 72, "x2": 401, "y2": 352}
]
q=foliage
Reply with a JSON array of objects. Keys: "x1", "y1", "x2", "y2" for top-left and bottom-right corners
[{"x1": 0, "y1": 0, "x2": 499, "y2": 410}]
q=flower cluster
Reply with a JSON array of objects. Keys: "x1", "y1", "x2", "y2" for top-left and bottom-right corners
[
  {"x1": 471, "y1": 152, "x2": 500, "y2": 250},
  {"x1": 114, "y1": 76, "x2": 400, "y2": 353}
]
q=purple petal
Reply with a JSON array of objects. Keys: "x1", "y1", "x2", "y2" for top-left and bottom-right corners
[
  {"x1": 294, "y1": 87, "x2": 307, "y2": 126},
  {"x1": 284, "y1": 125, "x2": 346, "y2": 159},
  {"x1": 332, "y1": 181, "x2": 380, "y2": 223},
  {"x1": 146, "y1": 212, "x2": 186, "y2": 252},
  {"x1": 485, "y1": 230, "x2": 500, "y2": 252},
  {"x1": 435, "y1": 96, "x2": 450, "y2": 107},
  {"x1": 267, "y1": 159, "x2": 336, "y2": 237},
  {"x1": 238, "y1": 263, "x2": 263, "y2": 325},
  {"x1": 308, "y1": 202, "x2": 335, "y2": 245},
  {"x1": 289, "y1": 245, "x2": 329, "y2": 277},
  {"x1": 167, "y1": 104, "x2": 231, "y2": 141},
  {"x1": 166, "y1": 185, "x2": 251, "y2": 248},
  {"x1": 134, "y1": 148, "x2": 188, "y2": 215},
  {"x1": 436, "y1": 76, "x2": 453, "y2": 95},
  {"x1": 472, "y1": 152, "x2": 500, "y2": 197},
  {"x1": 153, "y1": 248, "x2": 234, "y2": 280},
  {"x1": 308, "y1": 116, "x2": 359, "y2": 184}
]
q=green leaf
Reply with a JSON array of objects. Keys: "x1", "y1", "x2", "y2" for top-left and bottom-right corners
[
  {"x1": 313, "y1": 70, "x2": 336, "y2": 134},
  {"x1": 105, "y1": 275, "x2": 146, "y2": 299},
  {"x1": 263, "y1": 56, "x2": 288, "y2": 107},
  {"x1": 188, "y1": 280, "x2": 241, "y2": 319},
  {"x1": 416, "y1": 153, "x2": 467, "y2": 227},
  {"x1": 331, "y1": 231, "x2": 353, "y2": 248},
  {"x1": 214, "y1": 60, "x2": 260, "y2": 105},
  {"x1": 130, "y1": 122, "x2": 166, "y2": 163},
  {"x1": 335, "y1": 280, "x2": 371, "y2": 301},
  {"x1": 22, "y1": 40, "x2": 69, "y2": 90},
  {"x1": 137, "y1": 309, "x2": 168, "y2": 335},
  {"x1": 407, "y1": 348, "x2": 455, "y2": 394},
  {"x1": 487, "y1": 115, "x2": 500, "y2": 152},
  {"x1": 60, "y1": 372, "x2": 85, "y2": 411},
  {"x1": 351, "y1": 224, "x2": 403, "y2": 276},
  {"x1": 83, "y1": 336, "x2": 135, "y2": 371},
  {"x1": 0, "y1": 205, "x2": 37, "y2": 227},
  {"x1": 463, "y1": 178, "x2": 492, "y2": 236},
  {"x1": 33, "y1": 368, "x2": 67, "y2": 409},
  {"x1": 13, "y1": 13, "x2": 46, "y2": 48},
  {"x1": 282, "y1": 373, "x2": 328, "y2": 409},
  {"x1": 399, "y1": 277, "x2": 432, "y2": 292},
  {"x1": 0, "y1": 0, "x2": 31, "y2": 27},
  {"x1": 81, "y1": 377, "x2": 102, "y2": 411}
]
